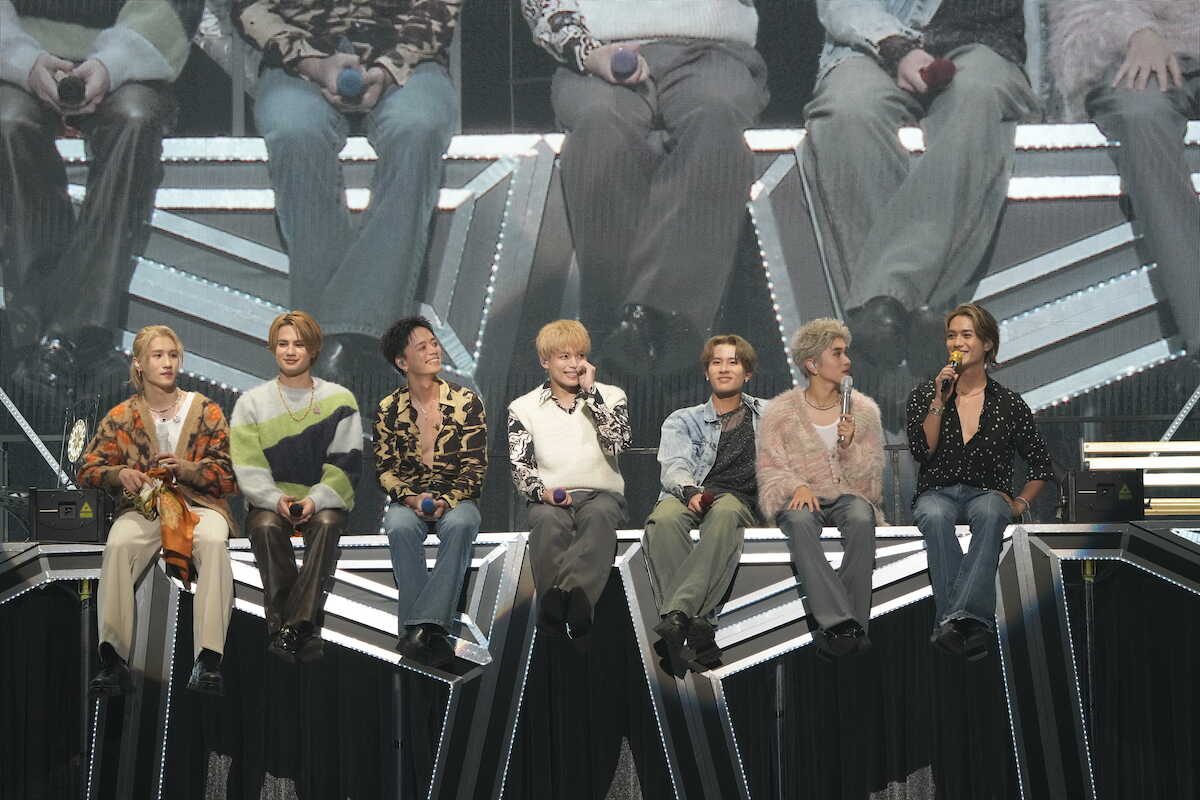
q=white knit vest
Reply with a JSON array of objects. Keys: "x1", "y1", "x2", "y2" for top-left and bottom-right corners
[
  {"x1": 577, "y1": 0, "x2": 758, "y2": 47},
  {"x1": 509, "y1": 382, "x2": 626, "y2": 496}
]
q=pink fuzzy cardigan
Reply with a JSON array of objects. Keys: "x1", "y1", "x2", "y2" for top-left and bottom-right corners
[
  {"x1": 1049, "y1": 0, "x2": 1200, "y2": 121},
  {"x1": 756, "y1": 387, "x2": 886, "y2": 525}
]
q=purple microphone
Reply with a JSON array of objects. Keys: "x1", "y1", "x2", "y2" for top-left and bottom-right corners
[
  {"x1": 420, "y1": 496, "x2": 437, "y2": 515},
  {"x1": 553, "y1": 488, "x2": 567, "y2": 504},
  {"x1": 611, "y1": 47, "x2": 638, "y2": 82}
]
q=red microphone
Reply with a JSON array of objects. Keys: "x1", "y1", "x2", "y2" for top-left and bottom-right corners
[
  {"x1": 920, "y1": 58, "x2": 956, "y2": 92},
  {"x1": 698, "y1": 492, "x2": 716, "y2": 513}
]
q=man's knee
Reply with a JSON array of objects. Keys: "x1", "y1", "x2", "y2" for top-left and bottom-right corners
[
  {"x1": 1091, "y1": 86, "x2": 1182, "y2": 135},
  {"x1": 913, "y1": 492, "x2": 957, "y2": 528},
  {"x1": 439, "y1": 504, "x2": 481, "y2": 541},
  {"x1": 972, "y1": 492, "x2": 1013, "y2": 527},
  {"x1": 841, "y1": 496, "x2": 877, "y2": 528}
]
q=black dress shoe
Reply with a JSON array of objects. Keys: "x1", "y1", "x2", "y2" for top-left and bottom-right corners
[
  {"x1": 846, "y1": 296, "x2": 911, "y2": 370},
  {"x1": 397, "y1": 623, "x2": 455, "y2": 668},
  {"x1": 653, "y1": 611, "x2": 696, "y2": 674},
  {"x1": 565, "y1": 586, "x2": 593, "y2": 639},
  {"x1": 929, "y1": 619, "x2": 966, "y2": 656},
  {"x1": 267, "y1": 625, "x2": 300, "y2": 663},
  {"x1": 824, "y1": 619, "x2": 867, "y2": 657},
  {"x1": 956, "y1": 618, "x2": 992, "y2": 662},
  {"x1": 89, "y1": 645, "x2": 133, "y2": 698},
  {"x1": 600, "y1": 304, "x2": 701, "y2": 376},
  {"x1": 187, "y1": 652, "x2": 224, "y2": 696},
  {"x1": 685, "y1": 617, "x2": 722, "y2": 671},
  {"x1": 316, "y1": 333, "x2": 396, "y2": 404},
  {"x1": 538, "y1": 586, "x2": 569, "y2": 631}
]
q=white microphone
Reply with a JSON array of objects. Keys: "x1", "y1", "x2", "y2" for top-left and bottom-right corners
[{"x1": 838, "y1": 376, "x2": 853, "y2": 443}]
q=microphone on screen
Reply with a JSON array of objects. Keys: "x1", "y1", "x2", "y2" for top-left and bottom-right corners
[
  {"x1": 57, "y1": 74, "x2": 85, "y2": 107},
  {"x1": 941, "y1": 350, "x2": 963, "y2": 395},
  {"x1": 838, "y1": 376, "x2": 853, "y2": 443},
  {"x1": 611, "y1": 47, "x2": 639, "y2": 82}
]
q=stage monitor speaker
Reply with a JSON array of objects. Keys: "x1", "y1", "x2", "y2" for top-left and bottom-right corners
[
  {"x1": 30, "y1": 488, "x2": 111, "y2": 543},
  {"x1": 1067, "y1": 470, "x2": 1144, "y2": 522}
]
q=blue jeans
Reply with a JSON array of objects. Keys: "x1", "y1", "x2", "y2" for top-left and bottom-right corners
[
  {"x1": 384, "y1": 500, "x2": 480, "y2": 629},
  {"x1": 254, "y1": 63, "x2": 457, "y2": 338},
  {"x1": 912, "y1": 484, "x2": 1012, "y2": 630}
]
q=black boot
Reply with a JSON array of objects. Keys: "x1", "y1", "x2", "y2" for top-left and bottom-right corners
[
  {"x1": 89, "y1": 642, "x2": 132, "y2": 697},
  {"x1": 187, "y1": 648, "x2": 224, "y2": 696}
]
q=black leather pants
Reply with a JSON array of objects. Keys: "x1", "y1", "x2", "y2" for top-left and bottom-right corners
[
  {"x1": 0, "y1": 80, "x2": 175, "y2": 350},
  {"x1": 246, "y1": 508, "x2": 346, "y2": 635}
]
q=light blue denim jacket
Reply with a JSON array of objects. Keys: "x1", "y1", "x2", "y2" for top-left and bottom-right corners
[
  {"x1": 816, "y1": 0, "x2": 943, "y2": 82},
  {"x1": 657, "y1": 394, "x2": 769, "y2": 501}
]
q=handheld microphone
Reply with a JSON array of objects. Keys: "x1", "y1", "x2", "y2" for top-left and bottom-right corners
[
  {"x1": 289, "y1": 502, "x2": 304, "y2": 519},
  {"x1": 57, "y1": 74, "x2": 85, "y2": 107},
  {"x1": 611, "y1": 47, "x2": 638, "y2": 82},
  {"x1": 335, "y1": 37, "x2": 365, "y2": 103},
  {"x1": 837, "y1": 376, "x2": 853, "y2": 443},
  {"x1": 941, "y1": 350, "x2": 963, "y2": 395},
  {"x1": 420, "y1": 496, "x2": 436, "y2": 515},
  {"x1": 698, "y1": 492, "x2": 716, "y2": 513},
  {"x1": 552, "y1": 488, "x2": 567, "y2": 504},
  {"x1": 919, "y1": 58, "x2": 957, "y2": 92}
]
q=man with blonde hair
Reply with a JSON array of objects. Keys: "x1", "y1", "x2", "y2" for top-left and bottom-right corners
[
  {"x1": 231, "y1": 311, "x2": 363, "y2": 662},
  {"x1": 644, "y1": 334, "x2": 767, "y2": 672},
  {"x1": 508, "y1": 320, "x2": 631, "y2": 640}
]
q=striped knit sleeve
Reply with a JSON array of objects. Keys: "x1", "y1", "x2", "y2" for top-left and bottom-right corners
[
  {"x1": 230, "y1": 390, "x2": 285, "y2": 512},
  {"x1": 308, "y1": 390, "x2": 363, "y2": 512}
]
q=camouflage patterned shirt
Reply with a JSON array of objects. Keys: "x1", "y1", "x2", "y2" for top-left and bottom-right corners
[{"x1": 233, "y1": 0, "x2": 461, "y2": 88}]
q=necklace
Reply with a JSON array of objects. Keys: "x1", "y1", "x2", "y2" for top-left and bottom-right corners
[
  {"x1": 149, "y1": 391, "x2": 182, "y2": 422},
  {"x1": 276, "y1": 378, "x2": 316, "y2": 422},
  {"x1": 415, "y1": 399, "x2": 442, "y2": 430},
  {"x1": 803, "y1": 390, "x2": 838, "y2": 411}
]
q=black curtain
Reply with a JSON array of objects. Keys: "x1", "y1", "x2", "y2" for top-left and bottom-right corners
[
  {"x1": 502, "y1": 575, "x2": 675, "y2": 798},
  {"x1": 0, "y1": 584, "x2": 87, "y2": 800},
  {"x1": 1065, "y1": 560, "x2": 1200, "y2": 799},
  {"x1": 723, "y1": 597, "x2": 1019, "y2": 800}
]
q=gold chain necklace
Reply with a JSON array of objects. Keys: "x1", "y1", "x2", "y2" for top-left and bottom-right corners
[
  {"x1": 148, "y1": 391, "x2": 181, "y2": 417},
  {"x1": 803, "y1": 390, "x2": 838, "y2": 411},
  {"x1": 276, "y1": 379, "x2": 316, "y2": 422}
]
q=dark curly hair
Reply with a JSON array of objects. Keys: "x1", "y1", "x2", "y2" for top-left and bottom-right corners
[{"x1": 380, "y1": 316, "x2": 436, "y2": 374}]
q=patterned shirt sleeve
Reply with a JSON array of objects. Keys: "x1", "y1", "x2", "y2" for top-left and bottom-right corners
[
  {"x1": 584, "y1": 388, "x2": 631, "y2": 455},
  {"x1": 508, "y1": 410, "x2": 546, "y2": 502},
  {"x1": 232, "y1": 0, "x2": 327, "y2": 69},
  {"x1": 184, "y1": 400, "x2": 237, "y2": 499},
  {"x1": 374, "y1": 398, "x2": 418, "y2": 502},
  {"x1": 77, "y1": 409, "x2": 128, "y2": 490},
  {"x1": 374, "y1": 0, "x2": 463, "y2": 88},
  {"x1": 445, "y1": 392, "x2": 488, "y2": 506},
  {"x1": 1011, "y1": 395, "x2": 1056, "y2": 484},
  {"x1": 520, "y1": 0, "x2": 601, "y2": 72},
  {"x1": 905, "y1": 381, "x2": 937, "y2": 464}
]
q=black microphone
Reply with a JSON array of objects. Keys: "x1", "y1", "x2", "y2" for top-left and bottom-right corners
[
  {"x1": 57, "y1": 74, "x2": 85, "y2": 107},
  {"x1": 941, "y1": 350, "x2": 963, "y2": 395},
  {"x1": 289, "y1": 502, "x2": 304, "y2": 519},
  {"x1": 838, "y1": 376, "x2": 853, "y2": 443}
]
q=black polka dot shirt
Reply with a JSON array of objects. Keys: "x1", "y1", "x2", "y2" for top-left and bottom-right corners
[{"x1": 905, "y1": 376, "x2": 1054, "y2": 502}]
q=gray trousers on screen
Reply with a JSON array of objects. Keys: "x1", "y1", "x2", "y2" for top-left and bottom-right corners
[
  {"x1": 777, "y1": 494, "x2": 877, "y2": 631},
  {"x1": 526, "y1": 491, "x2": 626, "y2": 612},
  {"x1": 1087, "y1": 57, "x2": 1200, "y2": 354},
  {"x1": 803, "y1": 44, "x2": 1038, "y2": 312},
  {"x1": 551, "y1": 40, "x2": 769, "y2": 336}
]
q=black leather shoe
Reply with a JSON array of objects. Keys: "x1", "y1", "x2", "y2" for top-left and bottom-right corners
[
  {"x1": 565, "y1": 586, "x2": 593, "y2": 640},
  {"x1": 930, "y1": 619, "x2": 966, "y2": 656},
  {"x1": 846, "y1": 296, "x2": 911, "y2": 370},
  {"x1": 397, "y1": 623, "x2": 455, "y2": 668},
  {"x1": 654, "y1": 610, "x2": 691, "y2": 651},
  {"x1": 685, "y1": 617, "x2": 722, "y2": 671},
  {"x1": 396, "y1": 624, "x2": 431, "y2": 663},
  {"x1": 538, "y1": 586, "x2": 569, "y2": 631},
  {"x1": 89, "y1": 646, "x2": 133, "y2": 698},
  {"x1": 267, "y1": 626, "x2": 300, "y2": 663},
  {"x1": 824, "y1": 619, "x2": 867, "y2": 657},
  {"x1": 187, "y1": 656, "x2": 224, "y2": 696},
  {"x1": 906, "y1": 305, "x2": 950, "y2": 376},
  {"x1": 956, "y1": 618, "x2": 992, "y2": 662},
  {"x1": 600, "y1": 304, "x2": 701, "y2": 376},
  {"x1": 316, "y1": 333, "x2": 396, "y2": 405}
]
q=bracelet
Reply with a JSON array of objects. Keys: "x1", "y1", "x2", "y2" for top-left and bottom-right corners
[
  {"x1": 1013, "y1": 496, "x2": 1030, "y2": 513},
  {"x1": 927, "y1": 405, "x2": 944, "y2": 416}
]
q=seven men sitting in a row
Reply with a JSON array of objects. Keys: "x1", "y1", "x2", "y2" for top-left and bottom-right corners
[{"x1": 82, "y1": 302, "x2": 1051, "y2": 696}]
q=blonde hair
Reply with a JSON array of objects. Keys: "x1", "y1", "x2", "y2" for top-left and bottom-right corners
[
  {"x1": 790, "y1": 318, "x2": 852, "y2": 379},
  {"x1": 946, "y1": 303, "x2": 1000, "y2": 366},
  {"x1": 536, "y1": 319, "x2": 591, "y2": 362},
  {"x1": 130, "y1": 325, "x2": 184, "y2": 392},
  {"x1": 700, "y1": 334, "x2": 758, "y2": 375},
  {"x1": 267, "y1": 310, "x2": 323, "y2": 361}
]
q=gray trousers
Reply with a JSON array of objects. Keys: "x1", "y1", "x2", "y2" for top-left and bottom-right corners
[
  {"x1": 526, "y1": 491, "x2": 626, "y2": 612},
  {"x1": 803, "y1": 45, "x2": 1038, "y2": 311},
  {"x1": 777, "y1": 494, "x2": 877, "y2": 631},
  {"x1": 643, "y1": 493, "x2": 755, "y2": 620},
  {"x1": 551, "y1": 40, "x2": 769, "y2": 336},
  {"x1": 1087, "y1": 58, "x2": 1200, "y2": 354}
]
